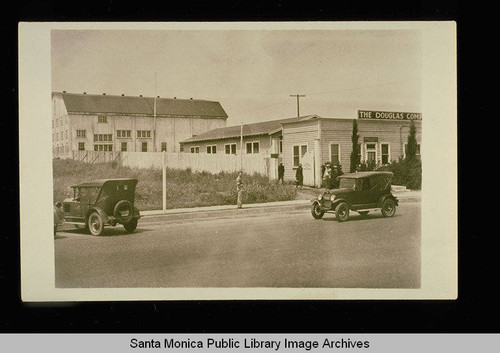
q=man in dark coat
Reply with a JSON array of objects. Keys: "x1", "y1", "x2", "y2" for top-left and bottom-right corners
[
  {"x1": 277, "y1": 163, "x2": 285, "y2": 184},
  {"x1": 295, "y1": 164, "x2": 303, "y2": 189}
]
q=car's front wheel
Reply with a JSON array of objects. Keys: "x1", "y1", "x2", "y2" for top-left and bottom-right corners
[
  {"x1": 88, "y1": 212, "x2": 104, "y2": 236},
  {"x1": 123, "y1": 218, "x2": 138, "y2": 233},
  {"x1": 335, "y1": 202, "x2": 350, "y2": 222},
  {"x1": 381, "y1": 199, "x2": 396, "y2": 217},
  {"x1": 311, "y1": 202, "x2": 325, "y2": 219}
]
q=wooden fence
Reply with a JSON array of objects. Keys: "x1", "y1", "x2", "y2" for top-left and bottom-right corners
[{"x1": 65, "y1": 151, "x2": 271, "y2": 177}]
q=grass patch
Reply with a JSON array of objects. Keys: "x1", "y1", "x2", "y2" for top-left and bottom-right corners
[{"x1": 53, "y1": 159, "x2": 297, "y2": 210}]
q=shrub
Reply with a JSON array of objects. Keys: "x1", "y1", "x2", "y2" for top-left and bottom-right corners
[{"x1": 378, "y1": 157, "x2": 422, "y2": 190}]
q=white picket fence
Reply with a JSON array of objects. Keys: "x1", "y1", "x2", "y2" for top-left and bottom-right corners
[{"x1": 120, "y1": 152, "x2": 271, "y2": 176}]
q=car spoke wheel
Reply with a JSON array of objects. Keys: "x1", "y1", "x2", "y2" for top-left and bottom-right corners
[
  {"x1": 381, "y1": 199, "x2": 396, "y2": 217},
  {"x1": 311, "y1": 202, "x2": 325, "y2": 219},
  {"x1": 88, "y1": 212, "x2": 104, "y2": 236},
  {"x1": 335, "y1": 202, "x2": 350, "y2": 222}
]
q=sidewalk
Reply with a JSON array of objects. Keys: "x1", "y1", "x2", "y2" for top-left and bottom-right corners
[{"x1": 141, "y1": 187, "x2": 421, "y2": 217}]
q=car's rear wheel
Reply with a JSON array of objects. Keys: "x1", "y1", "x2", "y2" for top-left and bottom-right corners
[
  {"x1": 311, "y1": 202, "x2": 325, "y2": 219},
  {"x1": 335, "y1": 202, "x2": 350, "y2": 222},
  {"x1": 123, "y1": 218, "x2": 138, "y2": 233},
  {"x1": 88, "y1": 212, "x2": 104, "y2": 236},
  {"x1": 381, "y1": 199, "x2": 396, "y2": 217}
]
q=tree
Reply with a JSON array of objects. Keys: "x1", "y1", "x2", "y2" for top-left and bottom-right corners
[
  {"x1": 350, "y1": 119, "x2": 360, "y2": 172},
  {"x1": 405, "y1": 120, "x2": 418, "y2": 162}
]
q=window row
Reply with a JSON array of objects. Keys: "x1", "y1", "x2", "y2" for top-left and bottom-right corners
[
  {"x1": 52, "y1": 117, "x2": 68, "y2": 127},
  {"x1": 53, "y1": 145, "x2": 69, "y2": 154},
  {"x1": 189, "y1": 142, "x2": 260, "y2": 154},
  {"x1": 53, "y1": 131, "x2": 68, "y2": 141},
  {"x1": 73, "y1": 130, "x2": 151, "y2": 139},
  {"x1": 77, "y1": 142, "x2": 149, "y2": 152}
]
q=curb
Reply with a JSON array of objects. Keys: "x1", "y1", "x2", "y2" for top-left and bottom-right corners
[
  {"x1": 141, "y1": 193, "x2": 420, "y2": 218},
  {"x1": 141, "y1": 200, "x2": 310, "y2": 217}
]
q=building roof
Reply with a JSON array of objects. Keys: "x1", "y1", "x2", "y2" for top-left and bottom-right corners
[
  {"x1": 54, "y1": 92, "x2": 228, "y2": 118},
  {"x1": 181, "y1": 115, "x2": 320, "y2": 143}
]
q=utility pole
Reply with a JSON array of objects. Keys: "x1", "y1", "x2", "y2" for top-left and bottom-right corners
[
  {"x1": 240, "y1": 121, "x2": 244, "y2": 171},
  {"x1": 289, "y1": 94, "x2": 306, "y2": 117},
  {"x1": 153, "y1": 73, "x2": 157, "y2": 152}
]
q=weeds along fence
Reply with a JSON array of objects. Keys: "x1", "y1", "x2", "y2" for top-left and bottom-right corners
[
  {"x1": 121, "y1": 152, "x2": 271, "y2": 176},
  {"x1": 66, "y1": 151, "x2": 271, "y2": 176}
]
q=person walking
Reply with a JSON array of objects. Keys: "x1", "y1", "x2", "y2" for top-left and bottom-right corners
[
  {"x1": 277, "y1": 162, "x2": 285, "y2": 185},
  {"x1": 295, "y1": 164, "x2": 303, "y2": 190},
  {"x1": 236, "y1": 171, "x2": 243, "y2": 209}
]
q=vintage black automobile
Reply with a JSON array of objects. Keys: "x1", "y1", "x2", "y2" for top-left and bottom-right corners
[
  {"x1": 55, "y1": 178, "x2": 141, "y2": 236},
  {"x1": 311, "y1": 171, "x2": 398, "y2": 222}
]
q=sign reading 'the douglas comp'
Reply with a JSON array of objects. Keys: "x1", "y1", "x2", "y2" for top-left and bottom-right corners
[{"x1": 358, "y1": 110, "x2": 422, "y2": 120}]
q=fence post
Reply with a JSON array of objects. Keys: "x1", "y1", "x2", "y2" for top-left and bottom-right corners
[{"x1": 162, "y1": 151, "x2": 167, "y2": 213}]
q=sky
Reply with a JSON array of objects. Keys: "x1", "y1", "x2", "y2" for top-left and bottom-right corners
[{"x1": 51, "y1": 29, "x2": 423, "y2": 126}]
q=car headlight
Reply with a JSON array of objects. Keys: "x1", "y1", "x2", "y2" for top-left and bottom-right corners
[{"x1": 330, "y1": 195, "x2": 336, "y2": 201}]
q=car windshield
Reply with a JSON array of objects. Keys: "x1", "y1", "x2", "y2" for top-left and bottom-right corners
[{"x1": 339, "y1": 178, "x2": 356, "y2": 189}]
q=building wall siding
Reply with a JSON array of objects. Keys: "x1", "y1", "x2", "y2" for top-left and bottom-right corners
[{"x1": 282, "y1": 119, "x2": 319, "y2": 184}]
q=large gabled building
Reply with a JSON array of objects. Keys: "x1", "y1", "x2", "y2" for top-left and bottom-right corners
[{"x1": 52, "y1": 91, "x2": 228, "y2": 158}]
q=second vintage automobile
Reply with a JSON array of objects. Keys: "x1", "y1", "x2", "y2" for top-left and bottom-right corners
[
  {"x1": 55, "y1": 178, "x2": 141, "y2": 236},
  {"x1": 311, "y1": 171, "x2": 398, "y2": 222}
]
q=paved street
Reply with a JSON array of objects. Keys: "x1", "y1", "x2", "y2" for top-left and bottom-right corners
[{"x1": 55, "y1": 202, "x2": 421, "y2": 288}]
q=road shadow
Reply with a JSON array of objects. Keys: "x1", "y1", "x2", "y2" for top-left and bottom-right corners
[
  {"x1": 320, "y1": 212, "x2": 402, "y2": 222},
  {"x1": 55, "y1": 226, "x2": 151, "y2": 238}
]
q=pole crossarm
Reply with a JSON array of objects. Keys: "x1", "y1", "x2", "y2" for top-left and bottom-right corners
[{"x1": 289, "y1": 94, "x2": 306, "y2": 117}]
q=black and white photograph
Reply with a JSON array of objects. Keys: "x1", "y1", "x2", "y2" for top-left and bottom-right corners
[{"x1": 19, "y1": 22, "x2": 457, "y2": 301}]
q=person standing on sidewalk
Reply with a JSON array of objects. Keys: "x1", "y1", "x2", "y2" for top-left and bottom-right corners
[
  {"x1": 278, "y1": 162, "x2": 285, "y2": 185},
  {"x1": 236, "y1": 171, "x2": 243, "y2": 209},
  {"x1": 295, "y1": 164, "x2": 303, "y2": 190}
]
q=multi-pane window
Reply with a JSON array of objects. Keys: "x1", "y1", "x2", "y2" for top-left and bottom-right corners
[
  {"x1": 94, "y1": 144, "x2": 113, "y2": 151},
  {"x1": 116, "y1": 130, "x2": 131, "y2": 138},
  {"x1": 365, "y1": 143, "x2": 376, "y2": 162},
  {"x1": 381, "y1": 143, "x2": 390, "y2": 164},
  {"x1": 330, "y1": 144, "x2": 340, "y2": 164},
  {"x1": 76, "y1": 130, "x2": 86, "y2": 138},
  {"x1": 293, "y1": 144, "x2": 308, "y2": 168},
  {"x1": 78, "y1": 142, "x2": 85, "y2": 151},
  {"x1": 121, "y1": 142, "x2": 127, "y2": 152},
  {"x1": 207, "y1": 145, "x2": 217, "y2": 154},
  {"x1": 98, "y1": 115, "x2": 107, "y2": 123},
  {"x1": 225, "y1": 143, "x2": 237, "y2": 155},
  {"x1": 161, "y1": 142, "x2": 167, "y2": 152},
  {"x1": 190, "y1": 146, "x2": 200, "y2": 153},
  {"x1": 141, "y1": 142, "x2": 148, "y2": 152},
  {"x1": 94, "y1": 134, "x2": 113, "y2": 142},
  {"x1": 137, "y1": 130, "x2": 151, "y2": 138},
  {"x1": 246, "y1": 142, "x2": 260, "y2": 154}
]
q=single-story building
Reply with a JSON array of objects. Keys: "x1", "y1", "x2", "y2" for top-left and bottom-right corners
[{"x1": 180, "y1": 111, "x2": 422, "y2": 186}]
